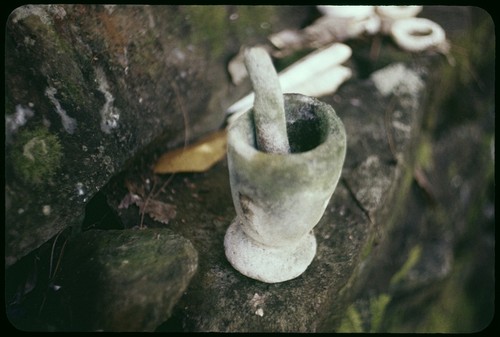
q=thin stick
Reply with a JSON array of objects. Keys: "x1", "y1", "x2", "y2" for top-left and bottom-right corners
[{"x1": 244, "y1": 47, "x2": 290, "y2": 154}]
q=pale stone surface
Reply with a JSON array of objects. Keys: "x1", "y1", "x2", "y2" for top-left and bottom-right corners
[{"x1": 6, "y1": 6, "x2": 492, "y2": 333}]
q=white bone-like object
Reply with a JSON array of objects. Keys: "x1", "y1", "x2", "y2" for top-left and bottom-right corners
[
  {"x1": 391, "y1": 17, "x2": 447, "y2": 52},
  {"x1": 227, "y1": 43, "x2": 352, "y2": 121},
  {"x1": 317, "y1": 5, "x2": 375, "y2": 20},
  {"x1": 376, "y1": 6, "x2": 423, "y2": 34}
]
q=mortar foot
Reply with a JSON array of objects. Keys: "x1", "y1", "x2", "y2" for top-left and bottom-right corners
[{"x1": 224, "y1": 217, "x2": 317, "y2": 283}]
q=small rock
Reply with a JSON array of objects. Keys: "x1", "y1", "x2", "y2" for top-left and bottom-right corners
[{"x1": 57, "y1": 228, "x2": 198, "y2": 331}]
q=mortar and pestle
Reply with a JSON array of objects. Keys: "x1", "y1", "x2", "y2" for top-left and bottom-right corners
[{"x1": 224, "y1": 47, "x2": 347, "y2": 283}]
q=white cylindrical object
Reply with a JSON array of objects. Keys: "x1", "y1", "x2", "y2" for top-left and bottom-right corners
[
  {"x1": 227, "y1": 43, "x2": 352, "y2": 119},
  {"x1": 376, "y1": 5, "x2": 423, "y2": 19},
  {"x1": 376, "y1": 6, "x2": 423, "y2": 34},
  {"x1": 278, "y1": 43, "x2": 352, "y2": 90},
  {"x1": 314, "y1": 6, "x2": 379, "y2": 40},
  {"x1": 317, "y1": 5, "x2": 374, "y2": 20}
]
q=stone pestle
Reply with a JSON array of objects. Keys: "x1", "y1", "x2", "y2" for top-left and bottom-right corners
[{"x1": 243, "y1": 47, "x2": 290, "y2": 154}]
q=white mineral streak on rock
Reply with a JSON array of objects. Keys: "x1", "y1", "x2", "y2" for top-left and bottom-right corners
[
  {"x1": 11, "y1": 5, "x2": 66, "y2": 25},
  {"x1": 95, "y1": 67, "x2": 120, "y2": 133},
  {"x1": 370, "y1": 63, "x2": 424, "y2": 97},
  {"x1": 391, "y1": 17, "x2": 447, "y2": 52},
  {"x1": 42, "y1": 205, "x2": 51, "y2": 216},
  {"x1": 354, "y1": 155, "x2": 392, "y2": 211},
  {"x1": 392, "y1": 120, "x2": 412, "y2": 133},
  {"x1": 45, "y1": 86, "x2": 77, "y2": 134},
  {"x1": 76, "y1": 182, "x2": 85, "y2": 197},
  {"x1": 5, "y1": 105, "x2": 35, "y2": 138}
]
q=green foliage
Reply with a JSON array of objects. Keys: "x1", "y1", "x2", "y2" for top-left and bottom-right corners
[
  {"x1": 390, "y1": 244, "x2": 422, "y2": 286},
  {"x1": 338, "y1": 293, "x2": 393, "y2": 333},
  {"x1": 10, "y1": 127, "x2": 63, "y2": 185},
  {"x1": 338, "y1": 304, "x2": 364, "y2": 333},
  {"x1": 182, "y1": 6, "x2": 276, "y2": 59},
  {"x1": 183, "y1": 6, "x2": 229, "y2": 59},
  {"x1": 416, "y1": 135, "x2": 433, "y2": 170},
  {"x1": 370, "y1": 293, "x2": 391, "y2": 332}
]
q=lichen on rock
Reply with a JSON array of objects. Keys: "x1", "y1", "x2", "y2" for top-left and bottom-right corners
[{"x1": 10, "y1": 127, "x2": 63, "y2": 185}]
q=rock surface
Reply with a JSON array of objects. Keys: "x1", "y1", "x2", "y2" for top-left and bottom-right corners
[
  {"x1": 173, "y1": 61, "x2": 425, "y2": 331},
  {"x1": 102, "y1": 55, "x2": 430, "y2": 332},
  {"x1": 4, "y1": 5, "x2": 311, "y2": 266},
  {"x1": 55, "y1": 228, "x2": 198, "y2": 331},
  {"x1": 5, "y1": 6, "x2": 493, "y2": 333}
]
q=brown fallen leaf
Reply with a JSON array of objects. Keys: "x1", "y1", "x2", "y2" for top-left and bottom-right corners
[
  {"x1": 118, "y1": 192, "x2": 142, "y2": 209},
  {"x1": 154, "y1": 129, "x2": 228, "y2": 174},
  {"x1": 118, "y1": 191, "x2": 177, "y2": 225}
]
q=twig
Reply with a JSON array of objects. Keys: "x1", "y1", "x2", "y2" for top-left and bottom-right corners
[
  {"x1": 51, "y1": 239, "x2": 68, "y2": 281},
  {"x1": 138, "y1": 77, "x2": 191, "y2": 228},
  {"x1": 48, "y1": 230, "x2": 63, "y2": 279},
  {"x1": 139, "y1": 178, "x2": 157, "y2": 229}
]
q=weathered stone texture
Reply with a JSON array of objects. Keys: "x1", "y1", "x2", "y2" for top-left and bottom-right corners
[
  {"x1": 55, "y1": 228, "x2": 198, "y2": 331},
  {"x1": 4, "y1": 5, "x2": 310, "y2": 266}
]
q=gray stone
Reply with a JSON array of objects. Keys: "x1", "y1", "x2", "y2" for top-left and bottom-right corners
[
  {"x1": 56, "y1": 228, "x2": 198, "y2": 331},
  {"x1": 4, "y1": 5, "x2": 311, "y2": 266},
  {"x1": 117, "y1": 59, "x2": 429, "y2": 332},
  {"x1": 7, "y1": 5, "x2": 492, "y2": 333}
]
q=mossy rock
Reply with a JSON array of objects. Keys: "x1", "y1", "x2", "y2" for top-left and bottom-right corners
[
  {"x1": 10, "y1": 127, "x2": 63, "y2": 185},
  {"x1": 55, "y1": 228, "x2": 198, "y2": 331}
]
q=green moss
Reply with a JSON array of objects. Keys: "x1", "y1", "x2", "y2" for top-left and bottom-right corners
[
  {"x1": 183, "y1": 6, "x2": 229, "y2": 59},
  {"x1": 390, "y1": 244, "x2": 422, "y2": 286},
  {"x1": 417, "y1": 256, "x2": 477, "y2": 332},
  {"x1": 231, "y1": 6, "x2": 275, "y2": 40},
  {"x1": 338, "y1": 304, "x2": 364, "y2": 333},
  {"x1": 338, "y1": 293, "x2": 393, "y2": 333},
  {"x1": 180, "y1": 6, "x2": 277, "y2": 59},
  {"x1": 358, "y1": 235, "x2": 375, "y2": 261},
  {"x1": 416, "y1": 135, "x2": 433, "y2": 170},
  {"x1": 20, "y1": 10, "x2": 87, "y2": 108},
  {"x1": 425, "y1": 11, "x2": 494, "y2": 131},
  {"x1": 10, "y1": 127, "x2": 63, "y2": 185},
  {"x1": 370, "y1": 293, "x2": 392, "y2": 332}
]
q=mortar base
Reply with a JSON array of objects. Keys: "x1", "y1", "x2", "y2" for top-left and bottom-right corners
[{"x1": 224, "y1": 217, "x2": 317, "y2": 283}]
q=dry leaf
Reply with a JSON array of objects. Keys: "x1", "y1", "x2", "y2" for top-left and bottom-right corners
[
  {"x1": 118, "y1": 192, "x2": 142, "y2": 209},
  {"x1": 154, "y1": 129, "x2": 227, "y2": 174},
  {"x1": 140, "y1": 199, "x2": 177, "y2": 224}
]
